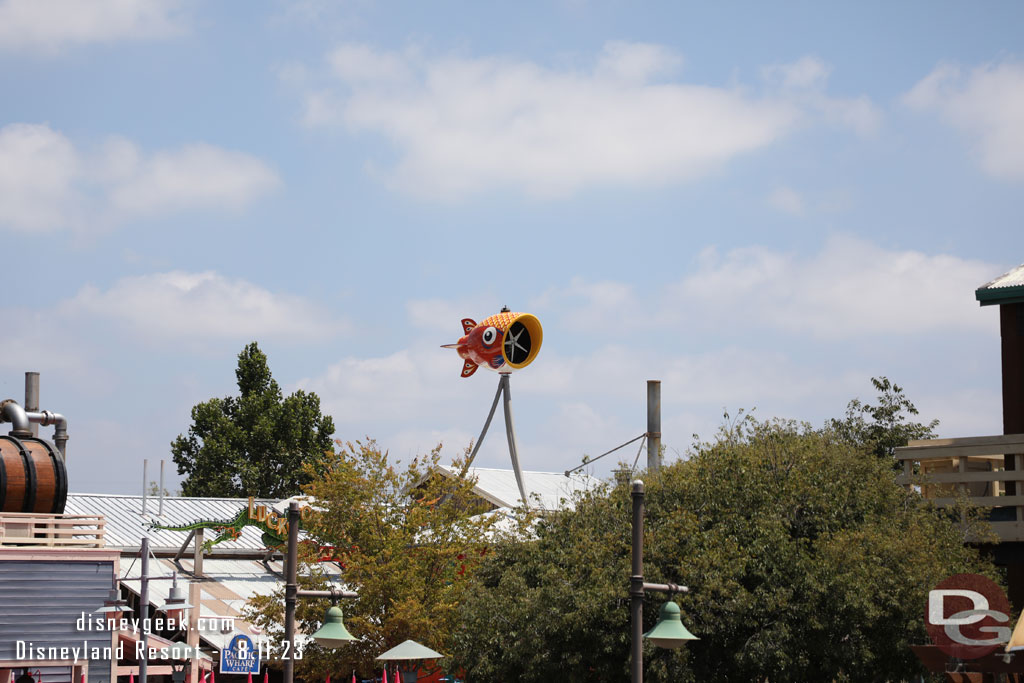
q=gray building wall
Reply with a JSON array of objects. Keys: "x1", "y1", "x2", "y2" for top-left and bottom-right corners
[{"x1": 0, "y1": 560, "x2": 115, "y2": 683}]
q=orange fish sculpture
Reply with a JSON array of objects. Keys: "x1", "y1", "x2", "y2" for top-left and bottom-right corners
[{"x1": 442, "y1": 309, "x2": 543, "y2": 377}]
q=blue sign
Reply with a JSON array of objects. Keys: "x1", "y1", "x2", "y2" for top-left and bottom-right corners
[{"x1": 220, "y1": 635, "x2": 260, "y2": 674}]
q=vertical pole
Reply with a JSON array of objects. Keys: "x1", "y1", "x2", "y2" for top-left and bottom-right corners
[
  {"x1": 142, "y1": 459, "x2": 149, "y2": 514},
  {"x1": 24, "y1": 372, "x2": 39, "y2": 437},
  {"x1": 194, "y1": 528, "x2": 204, "y2": 578},
  {"x1": 284, "y1": 502, "x2": 300, "y2": 683},
  {"x1": 500, "y1": 374, "x2": 529, "y2": 507},
  {"x1": 647, "y1": 380, "x2": 661, "y2": 472},
  {"x1": 631, "y1": 480, "x2": 645, "y2": 683},
  {"x1": 187, "y1": 581, "x2": 201, "y2": 683},
  {"x1": 158, "y1": 460, "x2": 165, "y2": 517},
  {"x1": 140, "y1": 536, "x2": 149, "y2": 683}
]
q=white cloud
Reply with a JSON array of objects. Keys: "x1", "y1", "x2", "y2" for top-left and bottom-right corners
[
  {"x1": 670, "y1": 235, "x2": 999, "y2": 338},
  {"x1": 302, "y1": 42, "x2": 815, "y2": 198},
  {"x1": 0, "y1": 0, "x2": 186, "y2": 53},
  {"x1": 106, "y1": 143, "x2": 280, "y2": 215},
  {"x1": 0, "y1": 123, "x2": 80, "y2": 231},
  {"x1": 904, "y1": 60, "x2": 1024, "y2": 182},
  {"x1": 0, "y1": 123, "x2": 279, "y2": 233},
  {"x1": 761, "y1": 56, "x2": 882, "y2": 136},
  {"x1": 761, "y1": 55, "x2": 831, "y2": 90},
  {"x1": 767, "y1": 186, "x2": 805, "y2": 215},
  {"x1": 62, "y1": 271, "x2": 342, "y2": 341}
]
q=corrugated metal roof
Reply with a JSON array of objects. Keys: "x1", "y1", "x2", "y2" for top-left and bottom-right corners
[
  {"x1": 433, "y1": 466, "x2": 601, "y2": 510},
  {"x1": 65, "y1": 493, "x2": 279, "y2": 551},
  {"x1": 976, "y1": 263, "x2": 1024, "y2": 305}
]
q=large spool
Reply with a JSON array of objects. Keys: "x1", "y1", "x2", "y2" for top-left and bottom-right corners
[{"x1": 0, "y1": 434, "x2": 67, "y2": 513}]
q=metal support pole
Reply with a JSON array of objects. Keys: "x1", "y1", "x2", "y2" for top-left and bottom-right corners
[
  {"x1": 463, "y1": 378, "x2": 504, "y2": 471},
  {"x1": 24, "y1": 372, "x2": 39, "y2": 437},
  {"x1": 142, "y1": 459, "x2": 148, "y2": 514},
  {"x1": 158, "y1": 460, "x2": 165, "y2": 517},
  {"x1": 140, "y1": 536, "x2": 149, "y2": 683},
  {"x1": 284, "y1": 502, "x2": 300, "y2": 683},
  {"x1": 631, "y1": 480, "x2": 645, "y2": 683},
  {"x1": 500, "y1": 374, "x2": 529, "y2": 507},
  {"x1": 647, "y1": 381, "x2": 661, "y2": 472}
]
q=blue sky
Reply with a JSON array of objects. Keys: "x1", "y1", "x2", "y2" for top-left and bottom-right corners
[{"x1": 2, "y1": 0, "x2": 1023, "y2": 494}]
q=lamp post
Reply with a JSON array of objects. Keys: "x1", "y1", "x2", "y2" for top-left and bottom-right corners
[
  {"x1": 284, "y1": 501, "x2": 359, "y2": 683},
  {"x1": 630, "y1": 480, "x2": 697, "y2": 683}
]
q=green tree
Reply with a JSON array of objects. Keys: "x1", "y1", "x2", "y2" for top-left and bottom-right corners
[
  {"x1": 829, "y1": 376, "x2": 939, "y2": 460},
  {"x1": 452, "y1": 415, "x2": 997, "y2": 682},
  {"x1": 245, "y1": 440, "x2": 497, "y2": 680},
  {"x1": 171, "y1": 342, "x2": 335, "y2": 497}
]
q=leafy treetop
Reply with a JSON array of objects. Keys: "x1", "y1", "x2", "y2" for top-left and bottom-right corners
[
  {"x1": 451, "y1": 413, "x2": 995, "y2": 682},
  {"x1": 245, "y1": 441, "x2": 498, "y2": 680},
  {"x1": 171, "y1": 342, "x2": 335, "y2": 498}
]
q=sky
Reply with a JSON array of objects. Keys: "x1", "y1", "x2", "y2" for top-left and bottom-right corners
[{"x1": 1, "y1": 0, "x2": 1023, "y2": 495}]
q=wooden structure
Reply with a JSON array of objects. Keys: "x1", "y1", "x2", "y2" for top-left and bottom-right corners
[
  {"x1": 0, "y1": 512, "x2": 105, "y2": 547},
  {"x1": 896, "y1": 434, "x2": 1024, "y2": 542}
]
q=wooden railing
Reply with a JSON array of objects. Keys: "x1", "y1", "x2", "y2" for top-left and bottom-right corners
[
  {"x1": 895, "y1": 434, "x2": 1024, "y2": 542},
  {"x1": 0, "y1": 512, "x2": 105, "y2": 547}
]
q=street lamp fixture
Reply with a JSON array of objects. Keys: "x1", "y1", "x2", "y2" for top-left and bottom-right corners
[
  {"x1": 643, "y1": 600, "x2": 697, "y2": 649},
  {"x1": 312, "y1": 603, "x2": 358, "y2": 647},
  {"x1": 631, "y1": 479, "x2": 697, "y2": 682},
  {"x1": 165, "y1": 642, "x2": 200, "y2": 683},
  {"x1": 94, "y1": 586, "x2": 132, "y2": 628},
  {"x1": 158, "y1": 573, "x2": 195, "y2": 623}
]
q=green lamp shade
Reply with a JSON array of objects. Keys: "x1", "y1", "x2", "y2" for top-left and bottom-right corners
[
  {"x1": 643, "y1": 600, "x2": 697, "y2": 650},
  {"x1": 312, "y1": 606, "x2": 358, "y2": 647}
]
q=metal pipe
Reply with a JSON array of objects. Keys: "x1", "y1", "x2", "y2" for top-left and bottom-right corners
[
  {"x1": 29, "y1": 410, "x2": 68, "y2": 460},
  {"x1": 500, "y1": 374, "x2": 529, "y2": 507},
  {"x1": 284, "y1": 502, "x2": 300, "y2": 683},
  {"x1": 462, "y1": 378, "x2": 504, "y2": 473},
  {"x1": 142, "y1": 459, "x2": 149, "y2": 515},
  {"x1": 647, "y1": 380, "x2": 661, "y2": 472},
  {"x1": 0, "y1": 400, "x2": 69, "y2": 458},
  {"x1": 24, "y1": 372, "x2": 39, "y2": 437},
  {"x1": 0, "y1": 399, "x2": 31, "y2": 436},
  {"x1": 631, "y1": 480, "x2": 645, "y2": 683},
  {"x1": 140, "y1": 536, "x2": 150, "y2": 683},
  {"x1": 159, "y1": 460, "x2": 165, "y2": 517}
]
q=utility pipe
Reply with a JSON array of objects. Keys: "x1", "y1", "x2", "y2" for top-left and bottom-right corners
[
  {"x1": 24, "y1": 372, "x2": 39, "y2": 437},
  {"x1": 0, "y1": 399, "x2": 69, "y2": 459}
]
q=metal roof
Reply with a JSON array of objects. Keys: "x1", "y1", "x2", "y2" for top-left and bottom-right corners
[
  {"x1": 65, "y1": 493, "x2": 279, "y2": 552},
  {"x1": 976, "y1": 263, "x2": 1024, "y2": 306},
  {"x1": 432, "y1": 466, "x2": 601, "y2": 510}
]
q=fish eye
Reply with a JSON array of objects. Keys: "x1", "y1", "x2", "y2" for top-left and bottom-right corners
[{"x1": 481, "y1": 327, "x2": 498, "y2": 345}]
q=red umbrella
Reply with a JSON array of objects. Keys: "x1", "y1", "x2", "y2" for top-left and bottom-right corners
[
  {"x1": 247, "y1": 672, "x2": 253, "y2": 683},
  {"x1": 264, "y1": 672, "x2": 269, "y2": 683},
  {"x1": 351, "y1": 673, "x2": 356, "y2": 683},
  {"x1": 382, "y1": 670, "x2": 388, "y2": 683},
  {"x1": 129, "y1": 674, "x2": 135, "y2": 683}
]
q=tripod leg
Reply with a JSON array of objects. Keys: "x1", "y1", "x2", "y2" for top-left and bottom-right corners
[
  {"x1": 501, "y1": 373, "x2": 529, "y2": 507},
  {"x1": 462, "y1": 377, "x2": 504, "y2": 474}
]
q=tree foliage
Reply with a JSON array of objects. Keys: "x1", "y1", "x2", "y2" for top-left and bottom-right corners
[
  {"x1": 451, "y1": 415, "x2": 997, "y2": 682},
  {"x1": 828, "y1": 376, "x2": 939, "y2": 460},
  {"x1": 171, "y1": 342, "x2": 335, "y2": 497},
  {"x1": 245, "y1": 441, "x2": 498, "y2": 680}
]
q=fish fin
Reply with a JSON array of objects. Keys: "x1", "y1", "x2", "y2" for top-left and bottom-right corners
[
  {"x1": 461, "y1": 318, "x2": 477, "y2": 335},
  {"x1": 461, "y1": 360, "x2": 479, "y2": 378}
]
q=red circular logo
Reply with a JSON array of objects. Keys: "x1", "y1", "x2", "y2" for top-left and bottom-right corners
[{"x1": 926, "y1": 573, "x2": 1011, "y2": 659}]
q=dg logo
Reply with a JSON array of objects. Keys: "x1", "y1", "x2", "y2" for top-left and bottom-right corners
[{"x1": 926, "y1": 573, "x2": 1015, "y2": 659}]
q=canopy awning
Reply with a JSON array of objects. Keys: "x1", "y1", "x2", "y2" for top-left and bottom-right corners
[{"x1": 375, "y1": 640, "x2": 444, "y2": 661}]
